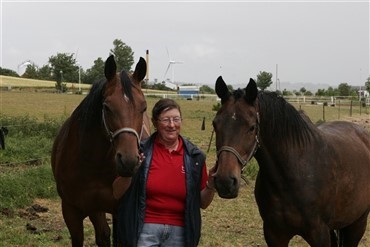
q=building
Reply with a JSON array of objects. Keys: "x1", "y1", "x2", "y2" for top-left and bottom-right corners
[{"x1": 178, "y1": 85, "x2": 200, "y2": 100}]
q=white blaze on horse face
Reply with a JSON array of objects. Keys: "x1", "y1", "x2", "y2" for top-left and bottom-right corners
[{"x1": 232, "y1": 112, "x2": 237, "y2": 120}]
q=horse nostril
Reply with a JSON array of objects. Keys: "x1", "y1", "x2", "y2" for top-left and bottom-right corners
[
  {"x1": 231, "y1": 177, "x2": 238, "y2": 188},
  {"x1": 117, "y1": 152, "x2": 122, "y2": 159}
]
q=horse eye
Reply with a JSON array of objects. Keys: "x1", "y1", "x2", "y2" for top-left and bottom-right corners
[
  {"x1": 249, "y1": 125, "x2": 255, "y2": 133},
  {"x1": 103, "y1": 104, "x2": 112, "y2": 113}
]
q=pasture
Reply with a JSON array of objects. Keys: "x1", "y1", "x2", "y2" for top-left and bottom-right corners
[{"x1": 0, "y1": 89, "x2": 369, "y2": 246}]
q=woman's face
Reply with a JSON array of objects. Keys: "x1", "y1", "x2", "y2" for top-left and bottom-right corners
[{"x1": 153, "y1": 108, "x2": 182, "y2": 144}]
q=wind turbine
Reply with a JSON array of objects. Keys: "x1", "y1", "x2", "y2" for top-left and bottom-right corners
[
  {"x1": 17, "y1": 60, "x2": 34, "y2": 75},
  {"x1": 163, "y1": 48, "x2": 183, "y2": 83}
]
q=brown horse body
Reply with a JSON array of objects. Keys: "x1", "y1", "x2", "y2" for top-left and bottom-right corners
[
  {"x1": 51, "y1": 56, "x2": 148, "y2": 246},
  {"x1": 213, "y1": 77, "x2": 370, "y2": 246}
]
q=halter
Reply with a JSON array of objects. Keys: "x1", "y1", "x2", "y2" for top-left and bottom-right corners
[
  {"x1": 102, "y1": 108, "x2": 143, "y2": 147},
  {"x1": 216, "y1": 112, "x2": 260, "y2": 171}
]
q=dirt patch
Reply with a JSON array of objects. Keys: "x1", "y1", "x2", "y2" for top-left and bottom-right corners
[
  {"x1": 8, "y1": 198, "x2": 110, "y2": 245},
  {"x1": 17, "y1": 198, "x2": 66, "y2": 241}
]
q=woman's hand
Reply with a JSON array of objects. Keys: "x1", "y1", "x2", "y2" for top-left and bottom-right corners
[{"x1": 206, "y1": 165, "x2": 217, "y2": 191}]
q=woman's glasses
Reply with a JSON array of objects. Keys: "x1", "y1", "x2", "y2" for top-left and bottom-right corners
[{"x1": 158, "y1": 117, "x2": 182, "y2": 124}]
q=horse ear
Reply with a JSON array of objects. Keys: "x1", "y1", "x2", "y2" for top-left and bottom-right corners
[
  {"x1": 132, "y1": 57, "x2": 147, "y2": 83},
  {"x1": 215, "y1": 76, "x2": 230, "y2": 103},
  {"x1": 244, "y1": 78, "x2": 258, "y2": 104},
  {"x1": 104, "y1": 55, "x2": 117, "y2": 81}
]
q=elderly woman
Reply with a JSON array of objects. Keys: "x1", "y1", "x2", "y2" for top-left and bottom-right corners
[{"x1": 113, "y1": 98, "x2": 216, "y2": 247}]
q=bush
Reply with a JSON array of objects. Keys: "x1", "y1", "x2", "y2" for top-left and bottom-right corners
[
  {"x1": 0, "y1": 162, "x2": 57, "y2": 210},
  {"x1": 0, "y1": 115, "x2": 62, "y2": 164},
  {"x1": 0, "y1": 114, "x2": 60, "y2": 211}
]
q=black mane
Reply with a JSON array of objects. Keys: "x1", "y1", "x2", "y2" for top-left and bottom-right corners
[
  {"x1": 72, "y1": 70, "x2": 134, "y2": 132},
  {"x1": 257, "y1": 91, "x2": 317, "y2": 147},
  {"x1": 232, "y1": 88, "x2": 317, "y2": 147}
]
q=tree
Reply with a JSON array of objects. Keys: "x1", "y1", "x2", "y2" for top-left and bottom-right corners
[
  {"x1": 282, "y1": 89, "x2": 293, "y2": 96},
  {"x1": 326, "y1": 86, "x2": 336, "y2": 96},
  {"x1": 365, "y1": 76, "x2": 370, "y2": 92},
  {"x1": 22, "y1": 64, "x2": 39, "y2": 79},
  {"x1": 0, "y1": 67, "x2": 19, "y2": 77},
  {"x1": 316, "y1": 89, "x2": 326, "y2": 96},
  {"x1": 299, "y1": 87, "x2": 307, "y2": 94},
  {"x1": 337, "y1": 83, "x2": 351, "y2": 96},
  {"x1": 83, "y1": 57, "x2": 105, "y2": 84},
  {"x1": 304, "y1": 91, "x2": 313, "y2": 96},
  {"x1": 256, "y1": 71, "x2": 273, "y2": 91},
  {"x1": 38, "y1": 65, "x2": 53, "y2": 81},
  {"x1": 110, "y1": 39, "x2": 134, "y2": 72},
  {"x1": 200, "y1": 85, "x2": 215, "y2": 94},
  {"x1": 48, "y1": 53, "x2": 78, "y2": 92}
]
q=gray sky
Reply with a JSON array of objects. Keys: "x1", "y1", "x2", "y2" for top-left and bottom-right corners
[{"x1": 1, "y1": 0, "x2": 369, "y2": 90}]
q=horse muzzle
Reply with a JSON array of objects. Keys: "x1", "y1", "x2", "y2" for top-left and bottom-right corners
[
  {"x1": 115, "y1": 152, "x2": 141, "y2": 177},
  {"x1": 214, "y1": 175, "x2": 240, "y2": 199}
]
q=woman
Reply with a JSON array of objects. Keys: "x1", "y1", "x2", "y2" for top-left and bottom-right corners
[{"x1": 113, "y1": 98, "x2": 216, "y2": 247}]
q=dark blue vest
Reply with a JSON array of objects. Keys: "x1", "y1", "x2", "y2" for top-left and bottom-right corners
[{"x1": 117, "y1": 133, "x2": 206, "y2": 247}]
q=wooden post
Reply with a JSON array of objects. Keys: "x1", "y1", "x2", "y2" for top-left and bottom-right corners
[{"x1": 323, "y1": 103, "x2": 325, "y2": 122}]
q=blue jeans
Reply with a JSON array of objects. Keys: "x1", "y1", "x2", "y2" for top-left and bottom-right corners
[{"x1": 137, "y1": 223, "x2": 185, "y2": 247}]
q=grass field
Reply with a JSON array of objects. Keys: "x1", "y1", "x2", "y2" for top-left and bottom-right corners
[
  {"x1": 0, "y1": 89, "x2": 369, "y2": 246},
  {"x1": 0, "y1": 75, "x2": 92, "y2": 91}
]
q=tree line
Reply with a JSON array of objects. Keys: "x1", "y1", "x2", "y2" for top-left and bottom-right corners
[
  {"x1": 1, "y1": 39, "x2": 134, "y2": 92},
  {"x1": 1, "y1": 38, "x2": 369, "y2": 96}
]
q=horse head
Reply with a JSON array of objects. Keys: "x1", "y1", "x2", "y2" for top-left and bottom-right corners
[
  {"x1": 102, "y1": 55, "x2": 147, "y2": 177},
  {"x1": 213, "y1": 76, "x2": 259, "y2": 198}
]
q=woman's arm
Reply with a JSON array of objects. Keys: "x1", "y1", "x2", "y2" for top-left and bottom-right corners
[{"x1": 200, "y1": 165, "x2": 217, "y2": 209}]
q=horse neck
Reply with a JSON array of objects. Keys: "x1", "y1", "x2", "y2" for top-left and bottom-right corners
[
  {"x1": 257, "y1": 94, "x2": 320, "y2": 152},
  {"x1": 254, "y1": 118, "x2": 322, "y2": 185},
  {"x1": 74, "y1": 115, "x2": 112, "y2": 157}
]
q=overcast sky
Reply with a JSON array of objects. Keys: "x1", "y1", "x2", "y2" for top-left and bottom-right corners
[{"x1": 1, "y1": 0, "x2": 369, "y2": 90}]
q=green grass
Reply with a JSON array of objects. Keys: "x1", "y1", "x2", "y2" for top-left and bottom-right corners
[
  {"x1": 0, "y1": 75, "x2": 91, "y2": 88},
  {"x1": 0, "y1": 162, "x2": 57, "y2": 209}
]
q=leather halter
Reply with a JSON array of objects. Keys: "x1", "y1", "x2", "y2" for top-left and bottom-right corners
[
  {"x1": 102, "y1": 108, "x2": 142, "y2": 147},
  {"x1": 216, "y1": 112, "x2": 260, "y2": 171}
]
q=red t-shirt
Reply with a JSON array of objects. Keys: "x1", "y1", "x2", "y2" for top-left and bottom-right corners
[{"x1": 144, "y1": 137, "x2": 208, "y2": 226}]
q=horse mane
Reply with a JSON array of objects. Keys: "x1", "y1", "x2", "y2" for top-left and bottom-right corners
[
  {"x1": 257, "y1": 91, "x2": 318, "y2": 147},
  {"x1": 232, "y1": 88, "x2": 317, "y2": 147},
  {"x1": 72, "y1": 70, "x2": 134, "y2": 133}
]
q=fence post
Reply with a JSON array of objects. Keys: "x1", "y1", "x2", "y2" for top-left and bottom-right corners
[
  {"x1": 338, "y1": 100, "x2": 341, "y2": 119},
  {"x1": 350, "y1": 100, "x2": 353, "y2": 117},
  {"x1": 323, "y1": 104, "x2": 325, "y2": 121}
]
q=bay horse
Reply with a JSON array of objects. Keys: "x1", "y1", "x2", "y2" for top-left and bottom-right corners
[
  {"x1": 51, "y1": 55, "x2": 149, "y2": 246},
  {"x1": 213, "y1": 76, "x2": 370, "y2": 246}
]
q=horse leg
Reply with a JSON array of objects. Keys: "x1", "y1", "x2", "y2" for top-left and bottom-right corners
[
  {"x1": 112, "y1": 213, "x2": 121, "y2": 247},
  {"x1": 263, "y1": 223, "x2": 291, "y2": 247},
  {"x1": 330, "y1": 230, "x2": 339, "y2": 247},
  {"x1": 61, "y1": 200, "x2": 84, "y2": 247},
  {"x1": 302, "y1": 223, "x2": 332, "y2": 247},
  {"x1": 89, "y1": 212, "x2": 111, "y2": 247},
  {"x1": 339, "y1": 210, "x2": 369, "y2": 247}
]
